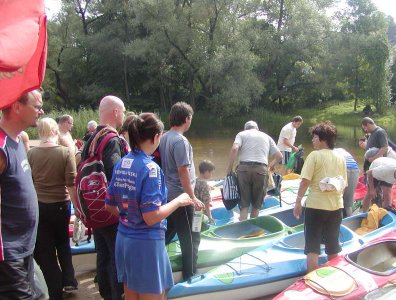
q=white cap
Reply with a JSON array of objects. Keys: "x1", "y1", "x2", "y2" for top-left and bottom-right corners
[{"x1": 365, "y1": 147, "x2": 379, "y2": 159}]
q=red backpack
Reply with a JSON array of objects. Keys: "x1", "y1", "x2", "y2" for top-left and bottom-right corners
[{"x1": 75, "y1": 127, "x2": 122, "y2": 228}]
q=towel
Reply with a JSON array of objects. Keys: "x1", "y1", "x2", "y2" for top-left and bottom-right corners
[
  {"x1": 355, "y1": 204, "x2": 388, "y2": 235},
  {"x1": 319, "y1": 176, "x2": 346, "y2": 192}
]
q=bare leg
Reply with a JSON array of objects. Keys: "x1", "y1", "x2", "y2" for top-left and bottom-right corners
[
  {"x1": 140, "y1": 290, "x2": 166, "y2": 300},
  {"x1": 124, "y1": 284, "x2": 138, "y2": 300},
  {"x1": 250, "y1": 208, "x2": 260, "y2": 219},
  {"x1": 382, "y1": 186, "x2": 392, "y2": 208},
  {"x1": 239, "y1": 207, "x2": 249, "y2": 221},
  {"x1": 306, "y1": 252, "x2": 319, "y2": 273}
]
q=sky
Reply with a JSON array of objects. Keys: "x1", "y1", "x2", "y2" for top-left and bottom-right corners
[
  {"x1": 371, "y1": 0, "x2": 396, "y2": 20},
  {"x1": 45, "y1": 0, "x2": 396, "y2": 20}
]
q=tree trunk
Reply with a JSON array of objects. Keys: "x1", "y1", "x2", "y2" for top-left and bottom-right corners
[
  {"x1": 159, "y1": 81, "x2": 167, "y2": 112},
  {"x1": 123, "y1": 55, "x2": 130, "y2": 102},
  {"x1": 189, "y1": 71, "x2": 195, "y2": 109}
]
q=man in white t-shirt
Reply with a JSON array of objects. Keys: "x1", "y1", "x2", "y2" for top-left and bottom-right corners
[
  {"x1": 227, "y1": 121, "x2": 282, "y2": 220},
  {"x1": 276, "y1": 116, "x2": 303, "y2": 175},
  {"x1": 366, "y1": 157, "x2": 396, "y2": 209}
]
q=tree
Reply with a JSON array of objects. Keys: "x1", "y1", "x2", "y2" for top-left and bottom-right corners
[{"x1": 336, "y1": 0, "x2": 392, "y2": 112}]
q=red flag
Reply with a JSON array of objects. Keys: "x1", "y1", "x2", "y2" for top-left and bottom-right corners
[{"x1": 0, "y1": 0, "x2": 47, "y2": 109}]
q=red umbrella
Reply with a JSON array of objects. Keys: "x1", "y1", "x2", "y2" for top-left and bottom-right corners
[{"x1": 0, "y1": 0, "x2": 47, "y2": 109}]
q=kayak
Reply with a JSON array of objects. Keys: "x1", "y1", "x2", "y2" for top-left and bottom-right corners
[
  {"x1": 71, "y1": 240, "x2": 97, "y2": 276},
  {"x1": 167, "y1": 211, "x2": 396, "y2": 299},
  {"x1": 274, "y1": 231, "x2": 396, "y2": 300},
  {"x1": 210, "y1": 195, "x2": 286, "y2": 227},
  {"x1": 71, "y1": 240, "x2": 95, "y2": 255},
  {"x1": 168, "y1": 214, "x2": 289, "y2": 283},
  {"x1": 364, "y1": 282, "x2": 396, "y2": 300},
  {"x1": 353, "y1": 175, "x2": 396, "y2": 201}
]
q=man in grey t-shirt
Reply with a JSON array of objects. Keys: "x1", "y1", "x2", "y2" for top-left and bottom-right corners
[
  {"x1": 359, "y1": 117, "x2": 391, "y2": 211},
  {"x1": 227, "y1": 121, "x2": 282, "y2": 221},
  {"x1": 360, "y1": 117, "x2": 389, "y2": 171},
  {"x1": 159, "y1": 102, "x2": 204, "y2": 280}
]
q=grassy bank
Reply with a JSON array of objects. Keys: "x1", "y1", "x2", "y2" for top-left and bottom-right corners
[{"x1": 25, "y1": 100, "x2": 396, "y2": 140}]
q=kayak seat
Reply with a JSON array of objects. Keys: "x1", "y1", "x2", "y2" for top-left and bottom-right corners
[
  {"x1": 211, "y1": 207, "x2": 234, "y2": 221},
  {"x1": 304, "y1": 266, "x2": 357, "y2": 297},
  {"x1": 342, "y1": 215, "x2": 365, "y2": 231},
  {"x1": 271, "y1": 208, "x2": 305, "y2": 228},
  {"x1": 262, "y1": 196, "x2": 280, "y2": 209},
  {"x1": 347, "y1": 241, "x2": 396, "y2": 275},
  {"x1": 212, "y1": 222, "x2": 267, "y2": 239}
]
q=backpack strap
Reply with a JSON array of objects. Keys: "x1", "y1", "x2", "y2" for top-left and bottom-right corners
[{"x1": 88, "y1": 126, "x2": 119, "y2": 159}]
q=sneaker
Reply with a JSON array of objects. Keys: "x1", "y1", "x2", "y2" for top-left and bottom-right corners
[{"x1": 63, "y1": 285, "x2": 78, "y2": 293}]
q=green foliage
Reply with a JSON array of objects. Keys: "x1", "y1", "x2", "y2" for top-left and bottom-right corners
[
  {"x1": 43, "y1": 0, "x2": 394, "y2": 117},
  {"x1": 25, "y1": 108, "x2": 99, "y2": 140}
]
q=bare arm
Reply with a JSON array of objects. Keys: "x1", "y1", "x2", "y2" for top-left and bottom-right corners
[
  {"x1": 143, "y1": 193, "x2": 193, "y2": 226},
  {"x1": 282, "y1": 137, "x2": 298, "y2": 152},
  {"x1": 366, "y1": 170, "x2": 376, "y2": 199},
  {"x1": 66, "y1": 186, "x2": 79, "y2": 210},
  {"x1": 204, "y1": 202, "x2": 213, "y2": 223},
  {"x1": 0, "y1": 151, "x2": 6, "y2": 175},
  {"x1": 178, "y1": 166, "x2": 204, "y2": 209},
  {"x1": 293, "y1": 178, "x2": 310, "y2": 219},
  {"x1": 269, "y1": 151, "x2": 283, "y2": 170},
  {"x1": 226, "y1": 143, "x2": 239, "y2": 174}
]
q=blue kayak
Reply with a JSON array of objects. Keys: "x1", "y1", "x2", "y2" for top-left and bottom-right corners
[
  {"x1": 210, "y1": 195, "x2": 291, "y2": 227},
  {"x1": 71, "y1": 240, "x2": 95, "y2": 255},
  {"x1": 168, "y1": 211, "x2": 396, "y2": 300}
]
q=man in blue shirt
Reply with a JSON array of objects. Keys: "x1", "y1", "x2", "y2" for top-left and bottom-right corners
[{"x1": 0, "y1": 89, "x2": 44, "y2": 299}]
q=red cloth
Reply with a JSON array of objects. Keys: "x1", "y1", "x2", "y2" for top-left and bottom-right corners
[{"x1": 0, "y1": 0, "x2": 47, "y2": 109}]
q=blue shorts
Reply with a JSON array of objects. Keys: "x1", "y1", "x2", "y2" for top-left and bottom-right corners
[
  {"x1": 115, "y1": 232, "x2": 174, "y2": 294},
  {"x1": 304, "y1": 208, "x2": 342, "y2": 255}
]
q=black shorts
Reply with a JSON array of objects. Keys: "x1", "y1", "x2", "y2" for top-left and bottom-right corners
[
  {"x1": 0, "y1": 255, "x2": 35, "y2": 299},
  {"x1": 304, "y1": 207, "x2": 342, "y2": 255}
]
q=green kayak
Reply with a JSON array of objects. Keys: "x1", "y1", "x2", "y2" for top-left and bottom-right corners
[{"x1": 167, "y1": 215, "x2": 287, "y2": 277}]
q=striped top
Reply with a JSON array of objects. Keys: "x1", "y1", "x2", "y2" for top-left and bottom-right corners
[
  {"x1": 334, "y1": 148, "x2": 359, "y2": 171},
  {"x1": 106, "y1": 150, "x2": 167, "y2": 240}
]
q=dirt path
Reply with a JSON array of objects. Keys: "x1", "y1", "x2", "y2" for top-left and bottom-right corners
[{"x1": 65, "y1": 270, "x2": 101, "y2": 300}]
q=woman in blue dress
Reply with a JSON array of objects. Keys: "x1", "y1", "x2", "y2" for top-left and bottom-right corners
[{"x1": 105, "y1": 112, "x2": 193, "y2": 300}]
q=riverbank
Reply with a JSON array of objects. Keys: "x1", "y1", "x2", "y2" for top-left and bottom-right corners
[{"x1": 25, "y1": 99, "x2": 396, "y2": 141}]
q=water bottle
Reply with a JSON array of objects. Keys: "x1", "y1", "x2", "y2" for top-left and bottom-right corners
[{"x1": 192, "y1": 210, "x2": 203, "y2": 232}]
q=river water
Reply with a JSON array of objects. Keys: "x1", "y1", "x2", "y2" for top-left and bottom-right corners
[{"x1": 187, "y1": 122, "x2": 396, "y2": 180}]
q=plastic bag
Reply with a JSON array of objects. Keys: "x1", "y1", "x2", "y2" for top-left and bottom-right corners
[
  {"x1": 221, "y1": 172, "x2": 240, "y2": 210},
  {"x1": 33, "y1": 260, "x2": 49, "y2": 300},
  {"x1": 72, "y1": 217, "x2": 86, "y2": 245}
]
